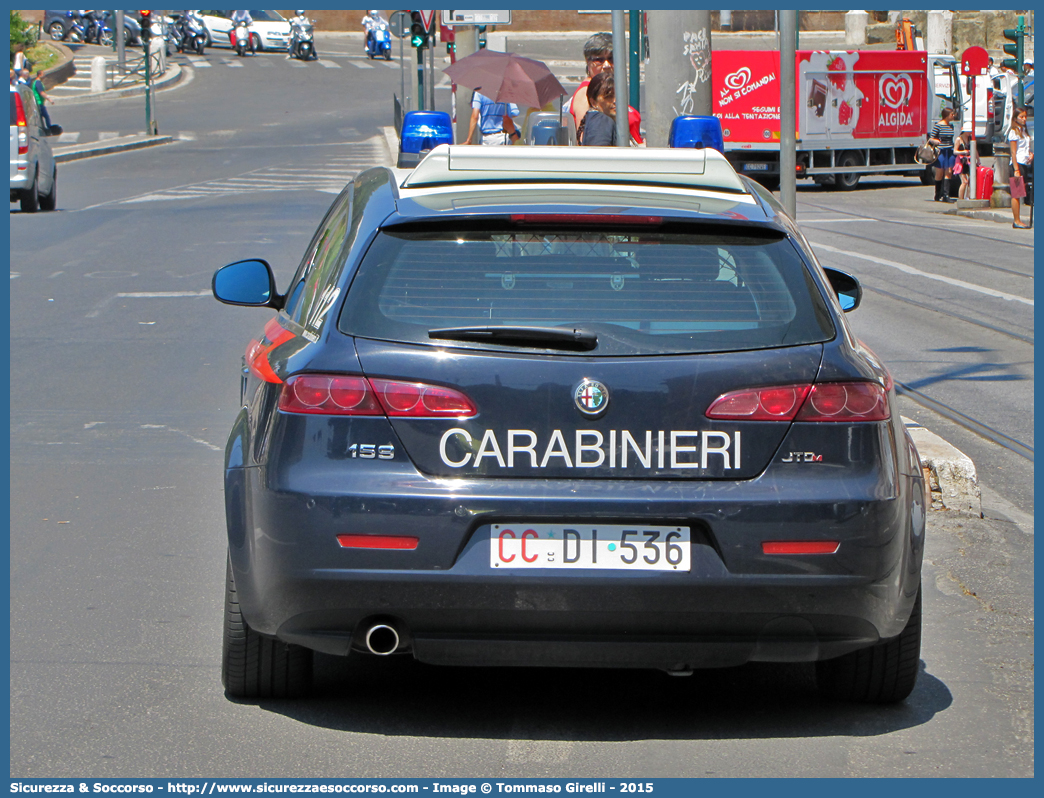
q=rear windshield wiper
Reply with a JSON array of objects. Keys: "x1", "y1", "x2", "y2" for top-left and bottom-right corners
[{"x1": 428, "y1": 325, "x2": 598, "y2": 351}]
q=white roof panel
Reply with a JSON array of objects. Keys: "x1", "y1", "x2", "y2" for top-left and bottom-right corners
[{"x1": 401, "y1": 145, "x2": 749, "y2": 195}]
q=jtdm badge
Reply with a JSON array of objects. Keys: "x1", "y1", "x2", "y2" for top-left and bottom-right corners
[{"x1": 574, "y1": 379, "x2": 609, "y2": 416}]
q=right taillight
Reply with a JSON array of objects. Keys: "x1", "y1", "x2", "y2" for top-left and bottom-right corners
[
  {"x1": 794, "y1": 382, "x2": 889, "y2": 422},
  {"x1": 707, "y1": 381, "x2": 888, "y2": 422},
  {"x1": 278, "y1": 374, "x2": 477, "y2": 418}
]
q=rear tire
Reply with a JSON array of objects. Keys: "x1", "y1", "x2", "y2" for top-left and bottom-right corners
[
  {"x1": 222, "y1": 554, "x2": 313, "y2": 698},
  {"x1": 39, "y1": 168, "x2": 57, "y2": 211},
  {"x1": 48, "y1": 21, "x2": 67, "y2": 41},
  {"x1": 816, "y1": 586, "x2": 921, "y2": 703},
  {"x1": 250, "y1": 33, "x2": 261, "y2": 52},
  {"x1": 831, "y1": 151, "x2": 862, "y2": 191},
  {"x1": 20, "y1": 170, "x2": 40, "y2": 213}
]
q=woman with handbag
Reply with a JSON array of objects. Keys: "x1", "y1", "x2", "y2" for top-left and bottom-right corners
[
  {"x1": 953, "y1": 130, "x2": 971, "y2": 199},
  {"x1": 929, "y1": 107, "x2": 957, "y2": 202},
  {"x1": 1008, "y1": 107, "x2": 1033, "y2": 229}
]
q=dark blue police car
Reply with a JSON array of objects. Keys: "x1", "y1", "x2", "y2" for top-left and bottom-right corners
[{"x1": 213, "y1": 146, "x2": 926, "y2": 702}]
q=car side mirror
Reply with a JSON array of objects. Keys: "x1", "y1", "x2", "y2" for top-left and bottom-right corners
[
  {"x1": 213, "y1": 259, "x2": 285, "y2": 309},
  {"x1": 47, "y1": 124, "x2": 63, "y2": 137},
  {"x1": 823, "y1": 267, "x2": 862, "y2": 312}
]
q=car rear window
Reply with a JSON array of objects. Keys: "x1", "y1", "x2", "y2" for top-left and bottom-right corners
[{"x1": 339, "y1": 223, "x2": 835, "y2": 356}]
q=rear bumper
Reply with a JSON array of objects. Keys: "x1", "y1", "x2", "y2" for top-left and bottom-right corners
[{"x1": 226, "y1": 460, "x2": 925, "y2": 668}]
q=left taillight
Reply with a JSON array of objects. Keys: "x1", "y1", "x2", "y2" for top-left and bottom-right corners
[
  {"x1": 706, "y1": 381, "x2": 889, "y2": 422},
  {"x1": 278, "y1": 374, "x2": 478, "y2": 418},
  {"x1": 14, "y1": 92, "x2": 28, "y2": 156}
]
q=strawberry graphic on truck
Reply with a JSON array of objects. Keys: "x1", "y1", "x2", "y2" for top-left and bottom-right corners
[{"x1": 712, "y1": 48, "x2": 979, "y2": 190}]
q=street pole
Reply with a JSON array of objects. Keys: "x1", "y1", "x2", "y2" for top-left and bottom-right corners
[
  {"x1": 115, "y1": 10, "x2": 125, "y2": 71},
  {"x1": 454, "y1": 26, "x2": 478, "y2": 143},
  {"x1": 143, "y1": 37, "x2": 154, "y2": 135},
  {"x1": 417, "y1": 46, "x2": 425, "y2": 111},
  {"x1": 612, "y1": 10, "x2": 628, "y2": 146},
  {"x1": 428, "y1": 25, "x2": 436, "y2": 112},
  {"x1": 400, "y1": 30, "x2": 406, "y2": 114},
  {"x1": 628, "y1": 9, "x2": 640, "y2": 113},
  {"x1": 780, "y1": 10, "x2": 797, "y2": 216}
]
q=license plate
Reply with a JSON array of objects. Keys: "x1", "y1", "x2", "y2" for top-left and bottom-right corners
[
  {"x1": 743, "y1": 163, "x2": 769, "y2": 171},
  {"x1": 490, "y1": 524, "x2": 690, "y2": 571}
]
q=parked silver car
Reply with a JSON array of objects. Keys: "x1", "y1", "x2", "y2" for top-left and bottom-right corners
[{"x1": 10, "y1": 83, "x2": 61, "y2": 213}]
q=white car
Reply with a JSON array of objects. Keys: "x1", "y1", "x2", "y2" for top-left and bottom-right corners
[{"x1": 200, "y1": 10, "x2": 291, "y2": 51}]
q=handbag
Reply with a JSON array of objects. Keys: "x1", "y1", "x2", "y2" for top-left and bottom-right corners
[
  {"x1": 915, "y1": 139, "x2": 939, "y2": 165},
  {"x1": 1010, "y1": 175, "x2": 1027, "y2": 199},
  {"x1": 952, "y1": 157, "x2": 963, "y2": 175}
]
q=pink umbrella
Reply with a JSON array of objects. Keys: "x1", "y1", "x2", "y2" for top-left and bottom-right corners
[{"x1": 442, "y1": 49, "x2": 567, "y2": 109}]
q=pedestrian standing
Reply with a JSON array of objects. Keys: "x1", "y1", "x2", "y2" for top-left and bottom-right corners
[
  {"x1": 567, "y1": 32, "x2": 643, "y2": 145},
  {"x1": 466, "y1": 91, "x2": 520, "y2": 145},
  {"x1": 929, "y1": 107, "x2": 957, "y2": 202},
  {"x1": 953, "y1": 129, "x2": 971, "y2": 199},
  {"x1": 1008, "y1": 106, "x2": 1033, "y2": 228},
  {"x1": 578, "y1": 72, "x2": 617, "y2": 146},
  {"x1": 30, "y1": 69, "x2": 53, "y2": 128}
]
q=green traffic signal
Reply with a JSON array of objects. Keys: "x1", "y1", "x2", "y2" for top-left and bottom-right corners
[
  {"x1": 1001, "y1": 18, "x2": 1025, "y2": 75},
  {"x1": 410, "y1": 11, "x2": 428, "y2": 49}
]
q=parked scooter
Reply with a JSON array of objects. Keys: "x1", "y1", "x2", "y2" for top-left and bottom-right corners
[
  {"x1": 84, "y1": 10, "x2": 114, "y2": 46},
  {"x1": 176, "y1": 11, "x2": 207, "y2": 55},
  {"x1": 232, "y1": 19, "x2": 255, "y2": 56},
  {"x1": 62, "y1": 10, "x2": 88, "y2": 44},
  {"x1": 289, "y1": 13, "x2": 316, "y2": 61},
  {"x1": 366, "y1": 19, "x2": 391, "y2": 60}
]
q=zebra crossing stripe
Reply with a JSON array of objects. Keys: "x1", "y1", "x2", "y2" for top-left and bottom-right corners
[
  {"x1": 353, "y1": 61, "x2": 375, "y2": 69},
  {"x1": 319, "y1": 60, "x2": 340, "y2": 68}
]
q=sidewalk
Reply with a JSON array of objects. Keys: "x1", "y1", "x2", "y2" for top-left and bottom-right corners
[{"x1": 47, "y1": 59, "x2": 185, "y2": 105}]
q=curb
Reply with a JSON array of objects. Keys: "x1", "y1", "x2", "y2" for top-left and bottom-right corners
[
  {"x1": 54, "y1": 134, "x2": 176, "y2": 162},
  {"x1": 48, "y1": 61, "x2": 184, "y2": 105},
  {"x1": 903, "y1": 417, "x2": 982, "y2": 517},
  {"x1": 40, "y1": 42, "x2": 76, "y2": 90}
]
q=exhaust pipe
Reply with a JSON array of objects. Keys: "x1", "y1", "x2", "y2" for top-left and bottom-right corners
[{"x1": 364, "y1": 623, "x2": 400, "y2": 656}]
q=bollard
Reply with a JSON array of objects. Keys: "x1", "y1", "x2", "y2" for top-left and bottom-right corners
[
  {"x1": 91, "y1": 55, "x2": 106, "y2": 93},
  {"x1": 992, "y1": 145, "x2": 1012, "y2": 208}
]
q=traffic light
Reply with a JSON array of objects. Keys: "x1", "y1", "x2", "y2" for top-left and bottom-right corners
[
  {"x1": 139, "y1": 10, "x2": 152, "y2": 44},
  {"x1": 1002, "y1": 16, "x2": 1025, "y2": 76},
  {"x1": 410, "y1": 11, "x2": 428, "y2": 49}
]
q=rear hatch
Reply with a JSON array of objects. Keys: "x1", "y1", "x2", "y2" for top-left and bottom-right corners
[{"x1": 340, "y1": 219, "x2": 835, "y2": 480}]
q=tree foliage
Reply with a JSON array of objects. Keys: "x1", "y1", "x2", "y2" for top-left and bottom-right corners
[{"x1": 10, "y1": 11, "x2": 37, "y2": 51}]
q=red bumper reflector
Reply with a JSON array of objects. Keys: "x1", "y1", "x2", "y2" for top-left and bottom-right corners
[
  {"x1": 762, "y1": 541, "x2": 839, "y2": 555},
  {"x1": 337, "y1": 535, "x2": 419, "y2": 550}
]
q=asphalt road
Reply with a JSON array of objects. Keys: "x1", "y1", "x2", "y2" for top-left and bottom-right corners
[{"x1": 9, "y1": 47, "x2": 1034, "y2": 778}]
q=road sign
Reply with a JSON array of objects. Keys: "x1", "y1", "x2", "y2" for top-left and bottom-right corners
[
  {"x1": 441, "y1": 10, "x2": 512, "y2": 26},
  {"x1": 961, "y1": 45, "x2": 990, "y2": 77},
  {"x1": 419, "y1": 9, "x2": 436, "y2": 32},
  {"x1": 389, "y1": 10, "x2": 409, "y2": 39}
]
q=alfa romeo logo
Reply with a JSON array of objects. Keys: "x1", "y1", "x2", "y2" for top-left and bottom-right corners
[{"x1": 574, "y1": 379, "x2": 609, "y2": 416}]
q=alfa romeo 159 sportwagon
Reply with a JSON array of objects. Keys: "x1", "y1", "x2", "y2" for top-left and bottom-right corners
[{"x1": 212, "y1": 145, "x2": 925, "y2": 702}]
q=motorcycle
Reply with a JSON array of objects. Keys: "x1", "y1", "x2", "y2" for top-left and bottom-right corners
[
  {"x1": 289, "y1": 17, "x2": 316, "y2": 61},
  {"x1": 366, "y1": 19, "x2": 391, "y2": 60},
  {"x1": 61, "y1": 11, "x2": 88, "y2": 44},
  {"x1": 182, "y1": 14, "x2": 207, "y2": 55},
  {"x1": 84, "y1": 11, "x2": 114, "y2": 46},
  {"x1": 232, "y1": 20, "x2": 254, "y2": 57},
  {"x1": 172, "y1": 13, "x2": 206, "y2": 55}
]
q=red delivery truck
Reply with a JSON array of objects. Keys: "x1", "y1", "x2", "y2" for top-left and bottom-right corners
[{"x1": 712, "y1": 49, "x2": 985, "y2": 190}]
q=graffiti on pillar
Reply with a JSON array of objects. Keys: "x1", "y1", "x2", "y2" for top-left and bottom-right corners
[{"x1": 675, "y1": 29, "x2": 711, "y2": 115}]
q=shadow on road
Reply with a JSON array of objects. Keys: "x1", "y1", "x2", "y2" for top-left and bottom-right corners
[{"x1": 248, "y1": 655, "x2": 953, "y2": 741}]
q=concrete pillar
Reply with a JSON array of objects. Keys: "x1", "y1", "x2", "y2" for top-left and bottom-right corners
[
  {"x1": 926, "y1": 11, "x2": 953, "y2": 55},
  {"x1": 91, "y1": 56, "x2": 106, "y2": 93},
  {"x1": 644, "y1": 9, "x2": 711, "y2": 148},
  {"x1": 845, "y1": 11, "x2": 868, "y2": 47}
]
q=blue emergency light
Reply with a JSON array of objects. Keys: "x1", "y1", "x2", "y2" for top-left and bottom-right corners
[
  {"x1": 398, "y1": 111, "x2": 453, "y2": 168},
  {"x1": 668, "y1": 115, "x2": 725, "y2": 153}
]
